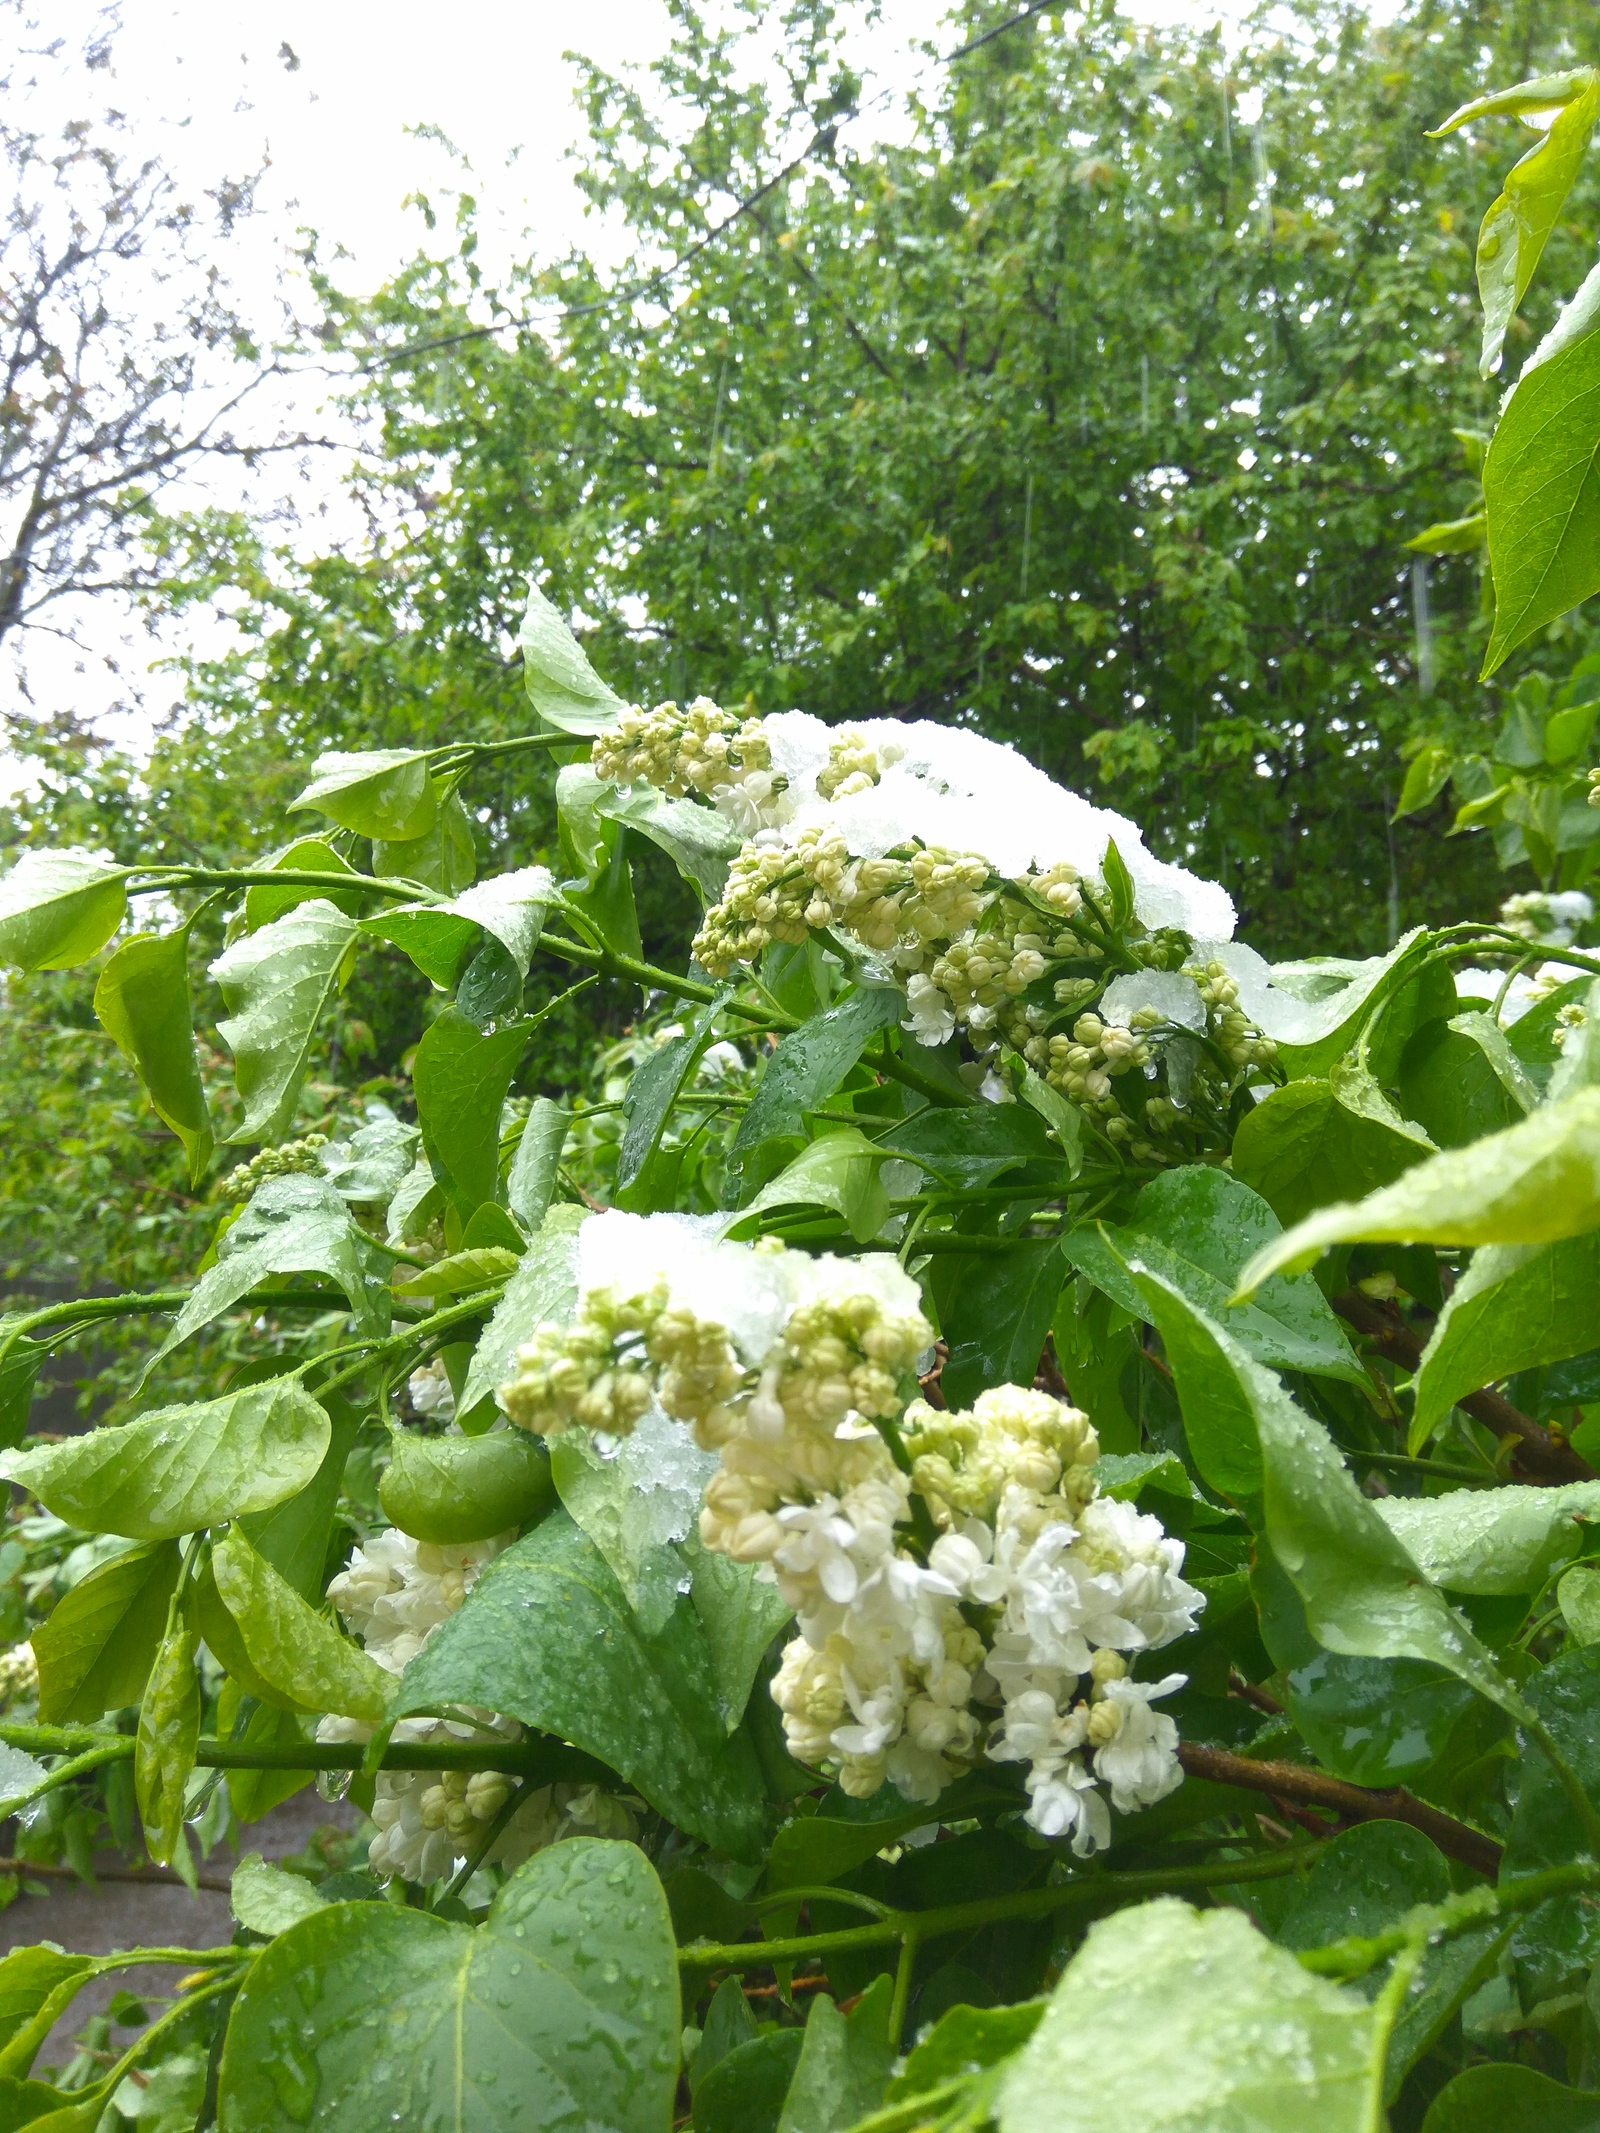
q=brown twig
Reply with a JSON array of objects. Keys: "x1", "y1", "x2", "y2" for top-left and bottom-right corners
[
  {"x1": 1177, "y1": 1742, "x2": 1502, "y2": 1878},
  {"x1": 1332, "y1": 1289, "x2": 1592, "y2": 1485}
]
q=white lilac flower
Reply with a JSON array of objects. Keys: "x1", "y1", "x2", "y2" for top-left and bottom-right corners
[
  {"x1": 1090, "y1": 1674, "x2": 1187, "y2": 1812},
  {"x1": 902, "y1": 972, "x2": 957, "y2": 1047},
  {"x1": 407, "y1": 1357, "x2": 456, "y2": 1423}
]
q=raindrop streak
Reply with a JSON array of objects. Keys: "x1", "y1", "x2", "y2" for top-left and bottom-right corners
[
  {"x1": 316, "y1": 1768, "x2": 354, "y2": 1804},
  {"x1": 1412, "y1": 557, "x2": 1436, "y2": 699}
]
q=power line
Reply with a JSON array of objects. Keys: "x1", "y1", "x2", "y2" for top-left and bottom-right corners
[{"x1": 355, "y1": 2, "x2": 1058, "y2": 371}]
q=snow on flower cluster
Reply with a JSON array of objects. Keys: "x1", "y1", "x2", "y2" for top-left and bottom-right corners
[
  {"x1": 320, "y1": 1528, "x2": 636, "y2": 1885},
  {"x1": 498, "y1": 1213, "x2": 1203, "y2": 1845},
  {"x1": 589, "y1": 703, "x2": 1276, "y2": 1164}
]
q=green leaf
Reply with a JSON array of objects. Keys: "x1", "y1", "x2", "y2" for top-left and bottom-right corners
[
  {"x1": 1398, "y1": 1012, "x2": 1536, "y2": 1150},
  {"x1": 319, "y1": 1104, "x2": 419, "y2": 1205},
  {"x1": 135, "y1": 1599, "x2": 199, "y2": 1868},
  {"x1": 361, "y1": 867, "x2": 552, "y2": 989},
  {"x1": 519, "y1": 583, "x2": 625, "y2": 733},
  {"x1": 584, "y1": 769, "x2": 745, "y2": 903},
  {"x1": 33, "y1": 1540, "x2": 181, "y2": 1723},
  {"x1": 731, "y1": 988, "x2": 902, "y2": 1167},
  {"x1": 1404, "y1": 516, "x2": 1486, "y2": 557},
  {"x1": 1127, "y1": 1271, "x2": 1530, "y2": 1721},
  {"x1": 686, "y1": 1535, "x2": 793, "y2": 1736},
  {"x1": 1483, "y1": 323, "x2": 1600, "y2": 677},
  {"x1": 1503, "y1": 1644, "x2": 1600, "y2": 1997},
  {"x1": 1232, "y1": 1065, "x2": 1435, "y2": 1230},
  {"x1": 218, "y1": 1837, "x2": 678, "y2": 2133},
  {"x1": 0, "y1": 1378, "x2": 331, "y2": 1541},
  {"x1": 93, "y1": 929, "x2": 213, "y2": 1185},
  {"x1": 731, "y1": 1128, "x2": 892, "y2": 1244},
  {"x1": 880, "y1": 1103, "x2": 1056, "y2": 1190},
  {"x1": 0, "y1": 851, "x2": 127, "y2": 973},
  {"x1": 210, "y1": 899, "x2": 358, "y2": 1144},
  {"x1": 1119, "y1": 1260, "x2": 1265, "y2": 1504},
  {"x1": 288, "y1": 748, "x2": 438, "y2": 841},
  {"x1": 1235, "y1": 1087, "x2": 1600, "y2": 1294},
  {"x1": 372, "y1": 788, "x2": 477, "y2": 897},
  {"x1": 242, "y1": 838, "x2": 366, "y2": 931},
  {"x1": 0, "y1": 1948, "x2": 94, "y2": 2056},
  {"x1": 236, "y1": 1385, "x2": 364, "y2": 1602},
  {"x1": 396, "y1": 1509, "x2": 768, "y2": 1860},
  {"x1": 551, "y1": 1409, "x2": 718, "y2": 1635},
  {"x1": 1062, "y1": 1166, "x2": 1363, "y2": 1384},
  {"x1": 1100, "y1": 836, "x2": 1136, "y2": 928},
  {"x1": 1411, "y1": 1231, "x2": 1600, "y2": 1448},
  {"x1": 413, "y1": 1007, "x2": 532, "y2": 1219},
  {"x1": 934, "y1": 1241, "x2": 1063, "y2": 1411},
  {"x1": 886, "y1": 2001, "x2": 1044, "y2": 2108},
  {"x1": 459, "y1": 1205, "x2": 586, "y2": 1419},
  {"x1": 694, "y1": 2033, "x2": 804, "y2": 2133},
  {"x1": 507, "y1": 1099, "x2": 570, "y2": 1229},
  {"x1": 616, "y1": 996, "x2": 729, "y2": 1202},
  {"x1": 998, "y1": 1899, "x2": 1379, "y2": 2133},
  {"x1": 379, "y1": 1423, "x2": 554, "y2": 1545},
  {"x1": 690, "y1": 1977, "x2": 757, "y2": 2099},
  {"x1": 776, "y1": 1977, "x2": 895, "y2": 2133},
  {"x1": 0, "y1": 1323, "x2": 42, "y2": 1452},
  {"x1": 1461, "y1": 74, "x2": 1600, "y2": 377},
  {"x1": 1370, "y1": 1480, "x2": 1600, "y2": 1593},
  {"x1": 211, "y1": 1526, "x2": 391, "y2": 1720},
  {"x1": 229, "y1": 1852, "x2": 334, "y2": 1939},
  {"x1": 1422, "y1": 2065, "x2": 1600, "y2": 2133},
  {"x1": 1236, "y1": 932, "x2": 1430, "y2": 1081},
  {"x1": 1559, "y1": 1562, "x2": 1600, "y2": 1642},
  {"x1": 393, "y1": 1246, "x2": 521, "y2": 1300},
  {"x1": 144, "y1": 1175, "x2": 390, "y2": 1378}
]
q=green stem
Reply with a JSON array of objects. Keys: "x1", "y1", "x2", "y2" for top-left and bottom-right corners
[
  {"x1": 436, "y1": 1778, "x2": 533, "y2": 1907},
  {"x1": 134, "y1": 866, "x2": 429, "y2": 903},
  {"x1": 680, "y1": 1844, "x2": 1316, "y2": 1971},
  {"x1": 1297, "y1": 1859, "x2": 1600, "y2": 1980},
  {"x1": 888, "y1": 1927, "x2": 920, "y2": 2048},
  {"x1": 837, "y1": 2074, "x2": 974, "y2": 2133},
  {"x1": 0, "y1": 1738, "x2": 138, "y2": 1818},
  {"x1": 747, "y1": 1886, "x2": 894, "y2": 1922},
  {"x1": 0, "y1": 1725, "x2": 606, "y2": 1783}
]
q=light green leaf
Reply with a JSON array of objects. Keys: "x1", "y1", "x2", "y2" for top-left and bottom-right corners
[
  {"x1": 519, "y1": 581, "x2": 625, "y2": 733},
  {"x1": 1410, "y1": 1230, "x2": 1600, "y2": 1448},
  {"x1": 413, "y1": 1006, "x2": 532, "y2": 1218},
  {"x1": 379, "y1": 1424, "x2": 555, "y2": 1545},
  {"x1": 241, "y1": 837, "x2": 366, "y2": 932},
  {"x1": 776, "y1": 1977, "x2": 895, "y2": 2133},
  {"x1": 1404, "y1": 516, "x2": 1486, "y2": 557},
  {"x1": 732, "y1": 987, "x2": 902, "y2": 1167},
  {"x1": 1236, "y1": 1087, "x2": 1600, "y2": 1295},
  {"x1": 0, "y1": 1946, "x2": 95, "y2": 2056},
  {"x1": 0, "y1": 849, "x2": 127, "y2": 973},
  {"x1": 506, "y1": 1098, "x2": 570, "y2": 1229},
  {"x1": 998, "y1": 1898, "x2": 1378, "y2": 2133},
  {"x1": 1483, "y1": 322, "x2": 1600, "y2": 677},
  {"x1": 93, "y1": 929, "x2": 213, "y2": 1185},
  {"x1": 397, "y1": 1509, "x2": 768, "y2": 1859},
  {"x1": 392, "y1": 1246, "x2": 520, "y2": 1300},
  {"x1": 1560, "y1": 1563, "x2": 1600, "y2": 1643},
  {"x1": 230, "y1": 1852, "x2": 334, "y2": 1939},
  {"x1": 318, "y1": 1103, "x2": 419, "y2": 1205},
  {"x1": 0, "y1": 1744, "x2": 47, "y2": 1811},
  {"x1": 146, "y1": 1174, "x2": 390, "y2": 1378},
  {"x1": 459, "y1": 1204, "x2": 585, "y2": 1419},
  {"x1": 372, "y1": 788, "x2": 477, "y2": 897},
  {"x1": 1459, "y1": 74, "x2": 1600, "y2": 377},
  {"x1": 1372, "y1": 1481, "x2": 1600, "y2": 1595},
  {"x1": 33, "y1": 1540, "x2": 180, "y2": 1722},
  {"x1": 218, "y1": 1838, "x2": 678, "y2": 2133},
  {"x1": 551, "y1": 1408, "x2": 718, "y2": 1636},
  {"x1": 589, "y1": 771, "x2": 744, "y2": 901},
  {"x1": 361, "y1": 866, "x2": 553, "y2": 989},
  {"x1": 1061, "y1": 1166, "x2": 1363, "y2": 1384},
  {"x1": 288, "y1": 748, "x2": 438, "y2": 841},
  {"x1": 387, "y1": 1152, "x2": 443, "y2": 1245},
  {"x1": 731, "y1": 1128, "x2": 891, "y2": 1244},
  {"x1": 210, "y1": 899, "x2": 359, "y2": 1144},
  {"x1": 0, "y1": 1378, "x2": 331, "y2": 1541},
  {"x1": 136, "y1": 1600, "x2": 199, "y2": 1868},
  {"x1": 1232, "y1": 1063, "x2": 1435, "y2": 1230},
  {"x1": 211, "y1": 1526, "x2": 390, "y2": 1719}
]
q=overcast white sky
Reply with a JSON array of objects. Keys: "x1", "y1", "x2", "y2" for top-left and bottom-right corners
[{"x1": 7, "y1": 0, "x2": 1262, "y2": 775}]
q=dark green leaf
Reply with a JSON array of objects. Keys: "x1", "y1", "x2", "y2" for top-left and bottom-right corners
[
  {"x1": 1399, "y1": 1012, "x2": 1535, "y2": 1150},
  {"x1": 1422, "y1": 2065, "x2": 1600, "y2": 2133},
  {"x1": 776, "y1": 1977, "x2": 895, "y2": 2133},
  {"x1": 935, "y1": 1241, "x2": 1063, "y2": 1411},
  {"x1": 732, "y1": 988, "x2": 902, "y2": 1178},
  {"x1": 694, "y1": 2032, "x2": 804, "y2": 2133},
  {"x1": 690, "y1": 1976, "x2": 757, "y2": 2098},
  {"x1": 33, "y1": 1540, "x2": 181, "y2": 1724},
  {"x1": 0, "y1": 1326, "x2": 42, "y2": 1454},
  {"x1": 396, "y1": 1509, "x2": 768, "y2": 1859},
  {"x1": 616, "y1": 996, "x2": 727, "y2": 1199},
  {"x1": 1100, "y1": 836, "x2": 1135, "y2": 928},
  {"x1": 93, "y1": 929, "x2": 213, "y2": 1185},
  {"x1": 242, "y1": 838, "x2": 366, "y2": 931},
  {"x1": 506, "y1": 1099, "x2": 570, "y2": 1229},
  {"x1": 379, "y1": 1423, "x2": 554, "y2": 1544},
  {"x1": 0, "y1": 1378, "x2": 331, "y2": 1541},
  {"x1": 372, "y1": 788, "x2": 478, "y2": 896},
  {"x1": 1063, "y1": 1166, "x2": 1362, "y2": 1383},
  {"x1": 880, "y1": 1103, "x2": 1053, "y2": 1190},
  {"x1": 1412, "y1": 1232, "x2": 1600, "y2": 1449},
  {"x1": 886, "y1": 2001, "x2": 1044, "y2": 2106},
  {"x1": 413, "y1": 1006, "x2": 532, "y2": 1218},
  {"x1": 1504, "y1": 1643, "x2": 1600, "y2": 1998},
  {"x1": 218, "y1": 1837, "x2": 678, "y2": 2133}
]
